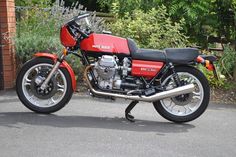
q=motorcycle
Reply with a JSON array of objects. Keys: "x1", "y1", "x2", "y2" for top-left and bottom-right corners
[{"x1": 16, "y1": 13, "x2": 217, "y2": 123}]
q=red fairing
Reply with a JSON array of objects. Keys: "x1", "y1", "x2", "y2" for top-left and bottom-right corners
[
  {"x1": 80, "y1": 33, "x2": 130, "y2": 55},
  {"x1": 131, "y1": 60, "x2": 164, "y2": 78},
  {"x1": 60, "y1": 25, "x2": 77, "y2": 47}
]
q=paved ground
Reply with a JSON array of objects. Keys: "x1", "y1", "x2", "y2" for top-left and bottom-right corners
[{"x1": 0, "y1": 90, "x2": 236, "y2": 157}]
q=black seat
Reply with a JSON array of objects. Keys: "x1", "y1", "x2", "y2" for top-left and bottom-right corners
[
  {"x1": 133, "y1": 49, "x2": 166, "y2": 62},
  {"x1": 164, "y1": 48, "x2": 199, "y2": 64},
  {"x1": 127, "y1": 38, "x2": 166, "y2": 62},
  {"x1": 127, "y1": 38, "x2": 199, "y2": 64}
]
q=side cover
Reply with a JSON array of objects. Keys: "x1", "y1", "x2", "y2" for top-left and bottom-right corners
[
  {"x1": 131, "y1": 60, "x2": 164, "y2": 78},
  {"x1": 34, "y1": 53, "x2": 77, "y2": 91},
  {"x1": 80, "y1": 33, "x2": 130, "y2": 55}
]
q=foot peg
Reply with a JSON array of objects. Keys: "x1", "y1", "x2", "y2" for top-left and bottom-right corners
[{"x1": 125, "y1": 101, "x2": 139, "y2": 122}]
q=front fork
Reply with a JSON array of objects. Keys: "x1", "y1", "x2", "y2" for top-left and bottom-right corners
[{"x1": 40, "y1": 54, "x2": 65, "y2": 90}]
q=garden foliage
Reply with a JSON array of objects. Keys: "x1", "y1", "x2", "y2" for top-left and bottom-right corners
[
  {"x1": 108, "y1": 6, "x2": 188, "y2": 49},
  {"x1": 15, "y1": 0, "x2": 104, "y2": 74},
  {"x1": 99, "y1": 0, "x2": 236, "y2": 45},
  {"x1": 14, "y1": 0, "x2": 236, "y2": 87}
]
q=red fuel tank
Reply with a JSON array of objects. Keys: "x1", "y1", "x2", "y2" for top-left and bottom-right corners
[{"x1": 80, "y1": 33, "x2": 130, "y2": 55}]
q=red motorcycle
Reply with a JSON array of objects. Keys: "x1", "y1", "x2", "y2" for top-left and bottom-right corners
[{"x1": 16, "y1": 13, "x2": 217, "y2": 123}]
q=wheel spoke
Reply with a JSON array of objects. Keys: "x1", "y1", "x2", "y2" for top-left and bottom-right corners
[
  {"x1": 48, "y1": 97, "x2": 56, "y2": 105},
  {"x1": 28, "y1": 95, "x2": 39, "y2": 105},
  {"x1": 35, "y1": 67, "x2": 39, "y2": 73},
  {"x1": 193, "y1": 95, "x2": 201, "y2": 100},
  {"x1": 24, "y1": 77, "x2": 32, "y2": 86},
  {"x1": 192, "y1": 91, "x2": 201, "y2": 100},
  {"x1": 57, "y1": 83, "x2": 65, "y2": 92},
  {"x1": 169, "y1": 100, "x2": 173, "y2": 106},
  {"x1": 184, "y1": 105, "x2": 192, "y2": 114},
  {"x1": 187, "y1": 77, "x2": 194, "y2": 83},
  {"x1": 193, "y1": 91, "x2": 201, "y2": 96},
  {"x1": 168, "y1": 101, "x2": 176, "y2": 111},
  {"x1": 170, "y1": 105, "x2": 175, "y2": 112},
  {"x1": 54, "y1": 71, "x2": 60, "y2": 77}
]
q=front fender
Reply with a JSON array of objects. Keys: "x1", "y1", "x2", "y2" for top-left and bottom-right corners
[{"x1": 34, "y1": 52, "x2": 77, "y2": 92}]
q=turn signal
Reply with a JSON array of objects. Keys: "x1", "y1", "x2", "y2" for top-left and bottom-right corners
[
  {"x1": 205, "y1": 60, "x2": 210, "y2": 68},
  {"x1": 63, "y1": 48, "x2": 68, "y2": 56},
  {"x1": 205, "y1": 60, "x2": 214, "y2": 71}
]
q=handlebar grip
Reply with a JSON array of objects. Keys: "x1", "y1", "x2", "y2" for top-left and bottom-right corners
[
  {"x1": 77, "y1": 29, "x2": 89, "y2": 38},
  {"x1": 67, "y1": 21, "x2": 89, "y2": 38}
]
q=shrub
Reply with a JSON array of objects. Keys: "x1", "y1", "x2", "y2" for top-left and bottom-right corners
[
  {"x1": 198, "y1": 65, "x2": 226, "y2": 88},
  {"x1": 15, "y1": 2, "x2": 66, "y2": 62},
  {"x1": 108, "y1": 6, "x2": 189, "y2": 49},
  {"x1": 218, "y1": 46, "x2": 236, "y2": 79},
  {"x1": 15, "y1": 0, "x2": 104, "y2": 63},
  {"x1": 198, "y1": 45, "x2": 236, "y2": 89}
]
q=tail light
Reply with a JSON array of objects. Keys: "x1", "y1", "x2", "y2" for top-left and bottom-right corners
[
  {"x1": 196, "y1": 56, "x2": 214, "y2": 71},
  {"x1": 60, "y1": 25, "x2": 77, "y2": 47}
]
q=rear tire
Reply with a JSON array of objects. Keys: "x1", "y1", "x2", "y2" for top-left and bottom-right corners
[
  {"x1": 153, "y1": 66, "x2": 210, "y2": 123},
  {"x1": 16, "y1": 57, "x2": 73, "y2": 114}
]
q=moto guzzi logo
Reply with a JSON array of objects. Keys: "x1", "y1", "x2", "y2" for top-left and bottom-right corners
[
  {"x1": 92, "y1": 45, "x2": 111, "y2": 50},
  {"x1": 140, "y1": 68, "x2": 157, "y2": 72}
]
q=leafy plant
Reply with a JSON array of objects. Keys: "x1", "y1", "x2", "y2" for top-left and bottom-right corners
[
  {"x1": 108, "y1": 6, "x2": 188, "y2": 49},
  {"x1": 15, "y1": 0, "x2": 52, "y2": 7},
  {"x1": 198, "y1": 64, "x2": 226, "y2": 88},
  {"x1": 98, "y1": 0, "x2": 236, "y2": 47},
  {"x1": 15, "y1": 0, "x2": 104, "y2": 63},
  {"x1": 14, "y1": 0, "x2": 105, "y2": 81},
  {"x1": 198, "y1": 45, "x2": 236, "y2": 88},
  {"x1": 218, "y1": 45, "x2": 236, "y2": 79}
]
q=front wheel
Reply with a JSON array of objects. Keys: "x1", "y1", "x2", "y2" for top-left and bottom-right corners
[
  {"x1": 16, "y1": 57, "x2": 73, "y2": 113},
  {"x1": 153, "y1": 66, "x2": 210, "y2": 123}
]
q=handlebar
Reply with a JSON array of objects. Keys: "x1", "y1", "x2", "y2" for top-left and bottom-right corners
[
  {"x1": 73, "y1": 13, "x2": 91, "y2": 22},
  {"x1": 67, "y1": 13, "x2": 91, "y2": 38}
]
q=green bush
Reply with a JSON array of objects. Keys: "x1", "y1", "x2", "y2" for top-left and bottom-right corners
[
  {"x1": 198, "y1": 65, "x2": 226, "y2": 88},
  {"x1": 198, "y1": 45, "x2": 236, "y2": 89},
  {"x1": 99, "y1": 0, "x2": 236, "y2": 47},
  {"x1": 108, "y1": 6, "x2": 188, "y2": 49},
  {"x1": 15, "y1": 4, "x2": 62, "y2": 62},
  {"x1": 15, "y1": 0, "x2": 104, "y2": 65},
  {"x1": 218, "y1": 46, "x2": 236, "y2": 78},
  {"x1": 16, "y1": 11, "x2": 62, "y2": 63}
]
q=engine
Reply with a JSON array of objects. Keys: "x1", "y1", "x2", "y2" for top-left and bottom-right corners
[{"x1": 93, "y1": 55, "x2": 134, "y2": 90}]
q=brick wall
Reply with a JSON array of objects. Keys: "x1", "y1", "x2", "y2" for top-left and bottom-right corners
[{"x1": 0, "y1": 0, "x2": 16, "y2": 89}]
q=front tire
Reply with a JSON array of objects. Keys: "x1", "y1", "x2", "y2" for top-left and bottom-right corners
[
  {"x1": 153, "y1": 66, "x2": 210, "y2": 123},
  {"x1": 16, "y1": 57, "x2": 73, "y2": 114}
]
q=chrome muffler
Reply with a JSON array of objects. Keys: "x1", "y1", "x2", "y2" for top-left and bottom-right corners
[{"x1": 84, "y1": 66, "x2": 195, "y2": 102}]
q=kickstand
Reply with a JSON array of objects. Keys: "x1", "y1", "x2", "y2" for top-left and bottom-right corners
[{"x1": 125, "y1": 101, "x2": 139, "y2": 122}]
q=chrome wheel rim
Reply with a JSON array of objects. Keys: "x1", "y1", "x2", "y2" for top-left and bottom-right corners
[
  {"x1": 22, "y1": 63, "x2": 67, "y2": 108},
  {"x1": 160, "y1": 72, "x2": 204, "y2": 116}
]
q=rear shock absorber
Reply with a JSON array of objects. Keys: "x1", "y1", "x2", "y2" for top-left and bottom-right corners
[{"x1": 169, "y1": 62, "x2": 181, "y2": 87}]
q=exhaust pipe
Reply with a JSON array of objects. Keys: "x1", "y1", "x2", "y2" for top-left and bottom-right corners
[{"x1": 84, "y1": 66, "x2": 195, "y2": 102}]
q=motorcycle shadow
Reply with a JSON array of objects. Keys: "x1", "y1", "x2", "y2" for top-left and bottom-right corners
[{"x1": 0, "y1": 112, "x2": 195, "y2": 134}]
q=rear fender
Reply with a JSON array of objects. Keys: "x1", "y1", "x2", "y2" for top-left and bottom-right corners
[{"x1": 34, "y1": 52, "x2": 77, "y2": 91}]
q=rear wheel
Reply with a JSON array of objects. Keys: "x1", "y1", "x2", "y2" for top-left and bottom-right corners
[
  {"x1": 153, "y1": 66, "x2": 210, "y2": 123},
  {"x1": 16, "y1": 57, "x2": 73, "y2": 113}
]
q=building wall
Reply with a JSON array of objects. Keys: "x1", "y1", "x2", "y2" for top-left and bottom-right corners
[{"x1": 0, "y1": 0, "x2": 16, "y2": 89}]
